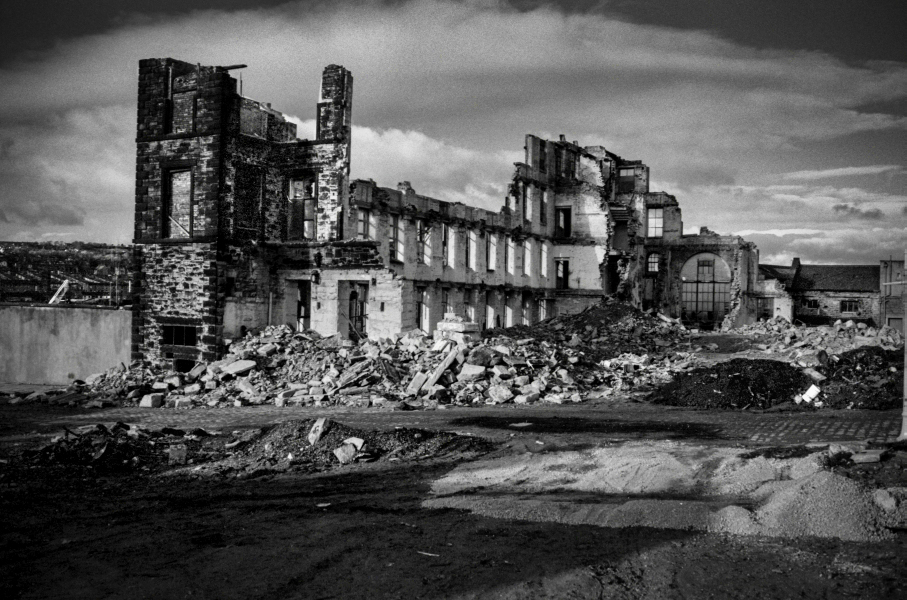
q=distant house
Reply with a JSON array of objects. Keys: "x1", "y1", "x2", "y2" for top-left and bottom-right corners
[
  {"x1": 0, "y1": 268, "x2": 44, "y2": 302},
  {"x1": 757, "y1": 258, "x2": 891, "y2": 327},
  {"x1": 791, "y1": 262, "x2": 880, "y2": 326}
]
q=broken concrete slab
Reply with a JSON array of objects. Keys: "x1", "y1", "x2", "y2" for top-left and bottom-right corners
[{"x1": 221, "y1": 360, "x2": 257, "y2": 376}]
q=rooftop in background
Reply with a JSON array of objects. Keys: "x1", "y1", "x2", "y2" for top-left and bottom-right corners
[
  {"x1": 758, "y1": 264, "x2": 798, "y2": 289},
  {"x1": 792, "y1": 264, "x2": 881, "y2": 293}
]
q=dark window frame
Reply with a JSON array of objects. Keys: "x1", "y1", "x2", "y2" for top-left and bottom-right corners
[
  {"x1": 554, "y1": 207, "x2": 572, "y2": 238},
  {"x1": 840, "y1": 299, "x2": 860, "y2": 313},
  {"x1": 162, "y1": 324, "x2": 198, "y2": 347},
  {"x1": 646, "y1": 253, "x2": 661, "y2": 275},
  {"x1": 555, "y1": 259, "x2": 570, "y2": 289},
  {"x1": 162, "y1": 168, "x2": 194, "y2": 239}
]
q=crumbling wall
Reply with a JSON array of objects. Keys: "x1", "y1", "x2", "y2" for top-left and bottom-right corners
[{"x1": 794, "y1": 292, "x2": 881, "y2": 326}]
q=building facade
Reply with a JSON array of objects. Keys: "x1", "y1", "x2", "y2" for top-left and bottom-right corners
[{"x1": 131, "y1": 58, "x2": 765, "y2": 369}]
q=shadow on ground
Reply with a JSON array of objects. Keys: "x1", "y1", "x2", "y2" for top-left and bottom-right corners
[
  {"x1": 0, "y1": 457, "x2": 694, "y2": 599},
  {"x1": 450, "y1": 415, "x2": 724, "y2": 440}
]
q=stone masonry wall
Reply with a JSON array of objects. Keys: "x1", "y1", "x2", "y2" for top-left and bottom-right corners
[{"x1": 132, "y1": 243, "x2": 219, "y2": 365}]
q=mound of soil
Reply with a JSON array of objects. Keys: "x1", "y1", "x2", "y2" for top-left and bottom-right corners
[
  {"x1": 25, "y1": 423, "x2": 181, "y2": 473},
  {"x1": 647, "y1": 358, "x2": 810, "y2": 409},
  {"x1": 820, "y1": 346, "x2": 903, "y2": 410},
  {"x1": 210, "y1": 419, "x2": 493, "y2": 476}
]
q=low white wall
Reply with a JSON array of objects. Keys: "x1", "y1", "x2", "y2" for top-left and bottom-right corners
[{"x1": 0, "y1": 305, "x2": 132, "y2": 384}]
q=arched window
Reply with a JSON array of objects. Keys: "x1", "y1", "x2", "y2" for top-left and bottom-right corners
[
  {"x1": 647, "y1": 253, "x2": 660, "y2": 274},
  {"x1": 680, "y1": 253, "x2": 732, "y2": 326}
]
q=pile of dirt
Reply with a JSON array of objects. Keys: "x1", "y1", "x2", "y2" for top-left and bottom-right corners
[
  {"x1": 23, "y1": 423, "x2": 206, "y2": 473},
  {"x1": 11, "y1": 419, "x2": 491, "y2": 479},
  {"x1": 647, "y1": 358, "x2": 811, "y2": 409},
  {"x1": 206, "y1": 418, "x2": 492, "y2": 476},
  {"x1": 820, "y1": 346, "x2": 904, "y2": 409}
]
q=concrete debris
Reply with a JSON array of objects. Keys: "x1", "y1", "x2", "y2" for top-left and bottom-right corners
[
  {"x1": 36, "y1": 299, "x2": 692, "y2": 411},
  {"x1": 308, "y1": 418, "x2": 330, "y2": 446},
  {"x1": 729, "y1": 315, "x2": 903, "y2": 358}
]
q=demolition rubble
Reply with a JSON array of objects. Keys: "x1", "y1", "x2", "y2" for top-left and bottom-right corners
[
  {"x1": 16, "y1": 301, "x2": 694, "y2": 410},
  {"x1": 21, "y1": 417, "x2": 491, "y2": 477},
  {"x1": 4, "y1": 302, "x2": 903, "y2": 413}
]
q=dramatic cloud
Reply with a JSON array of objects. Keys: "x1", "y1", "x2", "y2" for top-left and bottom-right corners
[
  {"x1": 831, "y1": 203, "x2": 885, "y2": 220},
  {"x1": 0, "y1": 0, "x2": 903, "y2": 262}
]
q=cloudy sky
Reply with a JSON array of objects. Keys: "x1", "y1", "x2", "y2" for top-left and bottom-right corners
[{"x1": 1, "y1": 0, "x2": 904, "y2": 265}]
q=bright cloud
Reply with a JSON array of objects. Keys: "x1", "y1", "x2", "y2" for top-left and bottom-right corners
[{"x1": 783, "y1": 165, "x2": 905, "y2": 180}]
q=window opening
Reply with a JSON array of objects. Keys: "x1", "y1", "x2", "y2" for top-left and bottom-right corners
[
  {"x1": 840, "y1": 299, "x2": 859, "y2": 313},
  {"x1": 390, "y1": 215, "x2": 405, "y2": 262},
  {"x1": 555, "y1": 259, "x2": 570, "y2": 289},
  {"x1": 647, "y1": 207, "x2": 663, "y2": 238},
  {"x1": 486, "y1": 233, "x2": 497, "y2": 271},
  {"x1": 162, "y1": 324, "x2": 197, "y2": 347},
  {"x1": 163, "y1": 170, "x2": 192, "y2": 239},
  {"x1": 554, "y1": 207, "x2": 571, "y2": 238},
  {"x1": 647, "y1": 253, "x2": 660, "y2": 274},
  {"x1": 356, "y1": 208, "x2": 371, "y2": 239},
  {"x1": 522, "y1": 240, "x2": 532, "y2": 276}
]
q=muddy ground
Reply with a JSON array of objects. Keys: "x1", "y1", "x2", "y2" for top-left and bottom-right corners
[{"x1": 2, "y1": 411, "x2": 907, "y2": 599}]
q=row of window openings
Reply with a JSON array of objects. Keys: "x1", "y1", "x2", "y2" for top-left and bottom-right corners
[
  {"x1": 535, "y1": 141, "x2": 580, "y2": 179},
  {"x1": 387, "y1": 206, "x2": 654, "y2": 240},
  {"x1": 381, "y1": 214, "x2": 572, "y2": 282},
  {"x1": 363, "y1": 205, "x2": 572, "y2": 242},
  {"x1": 163, "y1": 171, "x2": 322, "y2": 240},
  {"x1": 801, "y1": 298, "x2": 861, "y2": 313},
  {"x1": 418, "y1": 288, "x2": 558, "y2": 330}
]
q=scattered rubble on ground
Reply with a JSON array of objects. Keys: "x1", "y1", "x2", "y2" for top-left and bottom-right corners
[
  {"x1": 820, "y1": 346, "x2": 904, "y2": 410},
  {"x1": 12, "y1": 418, "x2": 490, "y2": 477},
  {"x1": 649, "y1": 343, "x2": 904, "y2": 411},
  {"x1": 729, "y1": 316, "x2": 903, "y2": 359},
  {"x1": 1, "y1": 304, "x2": 901, "y2": 413},
  {"x1": 648, "y1": 359, "x2": 811, "y2": 410},
  {"x1": 196, "y1": 418, "x2": 492, "y2": 477}
]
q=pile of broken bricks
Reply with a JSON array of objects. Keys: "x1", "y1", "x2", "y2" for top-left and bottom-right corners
[
  {"x1": 13, "y1": 300, "x2": 699, "y2": 411},
  {"x1": 729, "y1": 316, "x2": 903, "y2": 363}
]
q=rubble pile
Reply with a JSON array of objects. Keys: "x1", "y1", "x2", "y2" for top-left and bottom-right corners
[
  {"x1": 24, "y1": 422, "x2": 210, "y2": 472},
  {"x1": 731, "y1": 316, "x2": 903, "y2": 362},
  {"x1": 27, "y1": 300, "x2": 694, "y2": 410},
  {"x1": 205, "y1": 418, "x2": 491, "y2": 476},
  {"x1": 648, "y1": 358, "x2": 811, "y2": 410},
  {"x1": 14, "y1": 419, "x2": 489, "y2": 478},
  {"x1": 820, "y1": 346, "x2": 904, "y2": 410}
]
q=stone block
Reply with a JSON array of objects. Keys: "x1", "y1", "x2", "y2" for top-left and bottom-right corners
[
  {"x1": 257, "y1": 343, "x2": 278, "y2": 356},
  {"x1": 457, "y1": 364, "x2": 487, "y2": 382},
  {"x1": 406, "y1": 372, "x2": 429, "y2": 395},
  {"x1": 139, "y1": 393, "x2": 164, "y2": 408},
  {"x1": 222, "y1": 360, "x2": 257, "y2": 376},
  {"x1": 492, "y1": 365, "x2": 512, "y2": 379},
  {"x1": 487, "y1": 384, "x2": 514, "y2": 404}
]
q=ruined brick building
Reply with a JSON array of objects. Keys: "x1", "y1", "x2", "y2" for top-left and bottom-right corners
[{"x1": 132, "y1": 58, "x2": 764, "y2": 368}]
